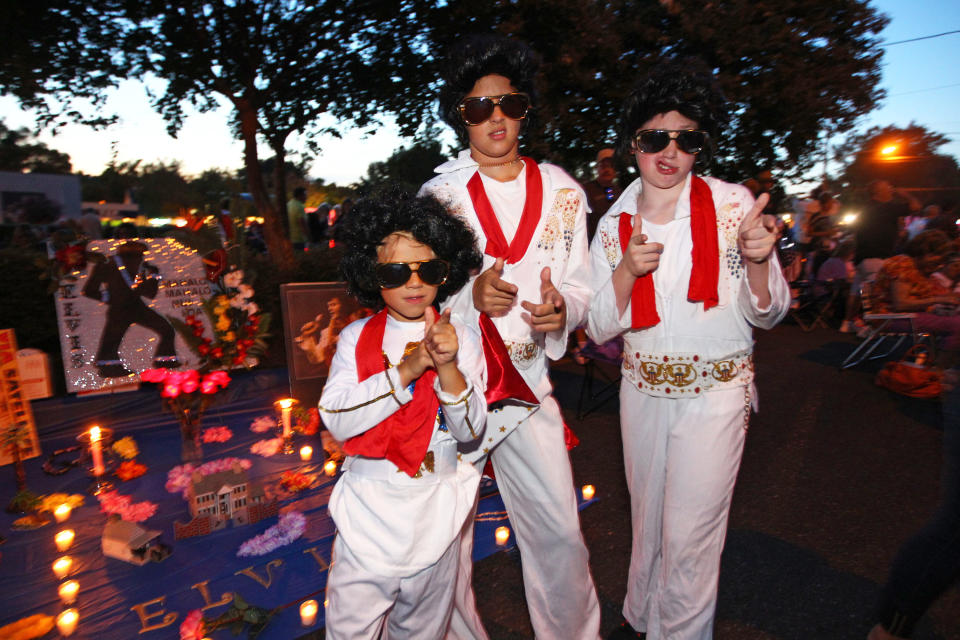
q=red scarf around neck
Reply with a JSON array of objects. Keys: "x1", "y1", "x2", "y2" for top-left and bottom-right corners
[
  {"x1": 342, "y1": 310, "x2": 439, "y2": 477},
  {"x1": 467, "y1": 156, "x2": 543, "y2": 264},
  {"x1": 618, "y1": 175, "x2": 719, "y2": 329}
]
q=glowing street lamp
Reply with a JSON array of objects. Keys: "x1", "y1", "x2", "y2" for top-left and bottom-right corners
[{"x1": 879, "y1": 144, "x2": 899, "y2": 156}]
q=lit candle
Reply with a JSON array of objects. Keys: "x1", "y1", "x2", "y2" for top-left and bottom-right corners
[
  {"x1": 56, "y1": 608, "x2": 78, "y2": 636},
  {"x1": 58, "y1": 580, "x2": 79, "y2": 605},
  {"x1": 299, "y1": 445, "x2": 313, "y2": 461},
  {"x1": 323, "y1": 460, "x2": 337, "y2": 476},
  {"x1": 89, "y1": 425, "x2": 105, "y2": 476},
  {"x1": 495, "y1": 526, "x2": 510, "y2": 546},
  {"x1": 53, "y1": 556, "x2": 73, "y2": 579},
  {"x1": 581, "y1": 484, "x2": 596, "y2": 501},
  {"x1": 277, "y1": 399, "x2": 294, "y2": 439},
  {"x1": 299, "y1": 599, "x2": 318, "y2": 627},
  {"x1": 55, "y1": 529, "x2": 75, "y2": 552},
  {"x1": 54, "y1": 503, "x2": 72, "y2": 523}
]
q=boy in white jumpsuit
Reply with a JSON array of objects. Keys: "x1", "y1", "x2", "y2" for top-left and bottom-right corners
[
  {"x1": 420, "y1": 35, "x2": 601, "y2": 640},
  {"x1": 587, "y1": 62, "x2": 790, "y2": 640},
  {"x1": 319, "y1": 189, "x2": 488, "y2": 639}
]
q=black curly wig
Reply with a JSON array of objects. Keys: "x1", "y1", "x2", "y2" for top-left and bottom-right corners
[
  {"x1": 335, "y1": 186, "x2": 483, "y2": 310},
  {"x1": 616, "y1": 58, "x2": 728, "y2": 168},
  {"x1": 438, "y1": 34, "x2": 540, "y2": 145}
]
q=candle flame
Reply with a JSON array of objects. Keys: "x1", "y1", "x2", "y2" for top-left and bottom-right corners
[{"x1": 90, "y1": 425, "x2": 102, "y2": 441}]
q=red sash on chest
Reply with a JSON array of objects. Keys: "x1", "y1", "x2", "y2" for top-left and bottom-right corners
[
  {"x1": 618, "y1": 174, "x2": 720, "y2": 329},
  {"x1": 466, "y1": 158, "x2": 540, "y2": 407},
  {"x1": 342, "y1": 310, "x2": 439, "y2": 477}
]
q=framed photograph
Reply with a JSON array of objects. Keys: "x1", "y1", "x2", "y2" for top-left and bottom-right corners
[{"x1": 280, "y1": 282, "x2": 373, "y2": 409}]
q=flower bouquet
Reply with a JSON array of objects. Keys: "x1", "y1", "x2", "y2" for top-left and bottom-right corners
[{"x1": 141, "y1": 369, "x2": 231, "y2": 463}]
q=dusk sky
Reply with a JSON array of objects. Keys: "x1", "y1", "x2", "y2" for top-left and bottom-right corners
[{"x1": 0, "y1": 0, "x2": 957, "y2": 190}]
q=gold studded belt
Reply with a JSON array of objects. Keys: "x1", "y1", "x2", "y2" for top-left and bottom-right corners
[{"x1": 622, "y1": 348, "x2": 754, "y2": 398}]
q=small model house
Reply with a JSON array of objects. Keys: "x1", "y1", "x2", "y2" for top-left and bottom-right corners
[
  {"x1": 187, "y1": 459, "x2": 265, "y2": 529},
  {"x1": 102, "y1": 515, "x2": 171, "y2": 565}
]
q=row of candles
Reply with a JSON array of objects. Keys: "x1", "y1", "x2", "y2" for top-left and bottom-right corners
[{"x1": 51, "y1": 500, "x2": 79, "y2": 636}]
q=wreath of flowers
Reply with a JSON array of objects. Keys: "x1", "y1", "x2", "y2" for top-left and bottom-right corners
[
  {"x1": 279, "y1": 470, "x2": 314, "y2": 493},
  {"x1": 37, "y1": 493, "x2": 85, "y2": 514},
  {"x1": 42, "y1": 446, "x2": 82, "y2": 476},
  {"x1": 250, "y1": 437, "x2": 284, "y2": 458},
  {"x1": 166, "y1": 457, "x2": 252, "y2": 499},
  {"x1": 237, "y1": 511, "x2": 306, "y2": 557},
  {"x1": 112, "y1": 436, "x2": 139, "y2": 460},
  {"x1": 249, "y1": 415, "x2": 275, "y2": 433}
]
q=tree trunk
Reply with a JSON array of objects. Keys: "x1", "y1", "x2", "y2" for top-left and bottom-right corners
[{"x1": 236, "y1": 100, "x2": 296, "y2": 274}]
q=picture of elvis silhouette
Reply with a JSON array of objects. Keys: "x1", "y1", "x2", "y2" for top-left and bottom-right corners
[{"x1": 82, "y1": 241, "x2": 180, "y2": 377}]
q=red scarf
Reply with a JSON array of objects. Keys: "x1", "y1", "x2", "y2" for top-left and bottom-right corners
[
  {"x1": 342, "y1": 310, "x2": 439, "y2": 477},
  {"x1": 467, "y1": 156, "x2": 543, "y2": 263},
  {"x1": 466, "y1": 157, "x2": 540, "y2": 407},
  {"x1": 618, "y1": 175, "x2": 719, "y2": 329}
]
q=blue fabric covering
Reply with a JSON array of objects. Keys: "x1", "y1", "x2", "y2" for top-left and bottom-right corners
[{"x1": 0, "y1": 368, "x2": 594, "y2": 638}]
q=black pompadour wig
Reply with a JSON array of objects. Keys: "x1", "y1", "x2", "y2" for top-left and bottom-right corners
[
  {"x1": 335, "y1": 186, "x2": 483, "y2": 310},
  {"x1": 616, "y1": 58, "x2": 729, "y2": 168},
  {"x1": 438, "y1": 34, "x2": 540, "y2": 145}
]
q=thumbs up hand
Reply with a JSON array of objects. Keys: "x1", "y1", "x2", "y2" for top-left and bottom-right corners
[
  {"x1": 424, "y1": 308, "x2": 459, "y2": 368},
  {"x1": 520, "y1": 266, "x2": 567, "y2": 333},
  {"x1": 737, "y1": 193, "x2": 778, "y2": 264},
  {"x1": 621, "y1": 214, "x2": 663, "y2": 277},
  {"x1": 473, "y1": 257, "x2": 518, "y2": 317}
]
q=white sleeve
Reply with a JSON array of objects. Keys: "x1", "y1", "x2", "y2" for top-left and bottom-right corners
[
  {"x1": 435, "y1": 323, "x2": 487, "y2": 444},
  {"x1": 586, "y1": 221, "x2": 631, "y2": 344},
  {"x1": 317, "y1": 323, "x2": 414, "y2": 441},
  {"x1": 739, "y1": 249, "x2": 792, "y2": 329},
  {"x1": 545, "y1": 188, "x2": 593, "y2": 360}
]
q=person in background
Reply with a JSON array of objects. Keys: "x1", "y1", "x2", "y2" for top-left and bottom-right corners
[
  {"x1": 79, "y1": 208, "x2": 103, "y2": 240},
  {"x1": 582, "y1": 147, "x2": 624, "y2": 240},
  {"x1": 587, "y1": 59, "x2": 789, "y2": 640},
  {"x1": 287, "y1": 186, "x2": 309, "y2": 250},
  {"x1": 931, "y1": 252, "x2": 960, "y2": 294},
  {"x1": 904, "y1": 204, "x2": 940, "y2": 241},
  {"x1": 840, "y1": 180, "x2": 922, "y2": 333}
]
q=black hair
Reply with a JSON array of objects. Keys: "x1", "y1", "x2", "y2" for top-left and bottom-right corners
[
  {"x1": 335, "y1": 186, "x2": 483, "y2": 310},
  {"x1": 616, "y1": 58, "x2": 728, "y2": 168},
  {"x1": 438, "y1": 35, "x2": 540, "y2": 145},
  {"x1": 904, "y1": 229, "x2": 952, "y2": 259}
]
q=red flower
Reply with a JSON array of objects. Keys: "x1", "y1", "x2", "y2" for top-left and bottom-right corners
[
  {"x1": 197, "y1": 343, "x2": 210, "y2": 356},
  {"x1": 140, "y1": 369, "x2": 168, "y2": 383},
  {"x1": 181, "y1": 370, "x2": 199, "y2": 394},
  {"x1": 200, "y1": 371, "x2": 230, "y2": 394}
]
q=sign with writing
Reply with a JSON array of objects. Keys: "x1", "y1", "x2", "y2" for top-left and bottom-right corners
[
  {"x1": 54, "y1": 238, "x2": 209, "y2": 393},
  {"x1": 0, "y1": 329, "x2": 41, "y2": 465}
]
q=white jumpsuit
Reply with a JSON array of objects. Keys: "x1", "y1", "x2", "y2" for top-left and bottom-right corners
[
  {"x1": 421, "y1": 150, "x2": 602, "y2": 640},
  {"x1": 319, "y1": 314, "x2": 487, "y2": 640},
  {"x1": 587, "y1": 175, "x2": 790, "y2": 640}
]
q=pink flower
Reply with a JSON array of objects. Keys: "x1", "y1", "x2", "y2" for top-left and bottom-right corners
[
  {"x1": 179, "y1": 609, "x2": 205, "y2": 640},
  {"x1": 202, "y1": 426, "x2": 233, "y2": 443},
  {"x1": 162, "y1": 383, "x2": 181, "y2": 398},
  {"x1": 251, "y1": 437, "x2": 283, "y2": 457},
  {"x1": 140, "y1": 369, "x2": 168, "y2": 383},
  {"x1": 250, "y1": 416, "x2": 275, "y2": 433}
]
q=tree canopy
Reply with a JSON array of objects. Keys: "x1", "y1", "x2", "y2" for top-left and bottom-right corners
[
  {"x1": 2, "y1": 0, "x2": 890, "y2": 265},
  {"x1": 0, "y1": 121, "x2": 73, "y2": 174},
  {"x1": 836, "y1": 124, "x2": 960, "y2": 205}
]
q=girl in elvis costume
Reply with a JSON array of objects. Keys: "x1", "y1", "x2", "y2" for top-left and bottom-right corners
[
  {"x1": 587, "y1": 61, "x2": 790, "y2": 640},
  {"x1": 420, "y1": 36, "x2": 601, "y2": 640},
  {"x1": 318, "y1": 188, "x2": 487, "y2": 639}
]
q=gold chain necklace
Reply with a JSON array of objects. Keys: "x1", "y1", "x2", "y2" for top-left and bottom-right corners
[{"x1": 474, "y1": 156, "x2": 522, "y2": 168}]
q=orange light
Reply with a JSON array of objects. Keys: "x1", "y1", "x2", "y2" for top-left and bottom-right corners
[{"x1": 880, "y1": 144, "x2": 898, "y2": 156}]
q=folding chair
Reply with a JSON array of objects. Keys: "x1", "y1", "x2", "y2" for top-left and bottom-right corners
[
  {"x1": 840, "y1": 280, "x2": 933, "y2": 369},
  {"x1": 790, "y1": 279, "x2": 845, "y2": 331},
  {"x1": 575, "y1": 336, "x2": 622, "y2": 419}
]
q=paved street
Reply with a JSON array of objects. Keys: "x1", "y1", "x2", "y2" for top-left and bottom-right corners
[{"x1": 468, "y1": 321, "x2": 960, "y2": 640}]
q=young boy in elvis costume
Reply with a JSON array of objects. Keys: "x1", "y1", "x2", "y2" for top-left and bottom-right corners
[
  {"x1": 420, "y1": 35, "x2": 601, "y2": 640},
  {"x1": 318, "y1": 188, "x2": 487, "y2": 639},
  {"x1": 587, "y1": 61, "x2": 789, "y2": 639}
]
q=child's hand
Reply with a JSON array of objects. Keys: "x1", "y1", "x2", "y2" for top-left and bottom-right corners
[
  {"x1": 620, "y1": 215, "x2": 663, "y2": 277},
  {"x1": 738, "y1": 193, "x2": 778, "y2": 264},
  {"x1": 424, "y1": 307, "x2": 459, "y2": 368},
  {"x1": 473, "y1": 257, "x2": 518, "y2": 317},
  {"x1": 521, "y1": 267, "x2": 567, "y2": 333}
]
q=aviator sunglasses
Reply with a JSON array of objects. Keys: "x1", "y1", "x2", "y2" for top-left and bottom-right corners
[
  {"x1": 458, "y1": 92, "x2": 531, "y2": 126},
  {"x1": 375, "y1": 259, "x2": 450, "y2": 289},
  {"x1": 634, "y1": 129, "x2": 709, "y2": 155}
]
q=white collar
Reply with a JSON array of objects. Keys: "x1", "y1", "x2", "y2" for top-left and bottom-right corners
[{"x1": 611, "y1": 174, "x2": 695, "y2": 221}]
